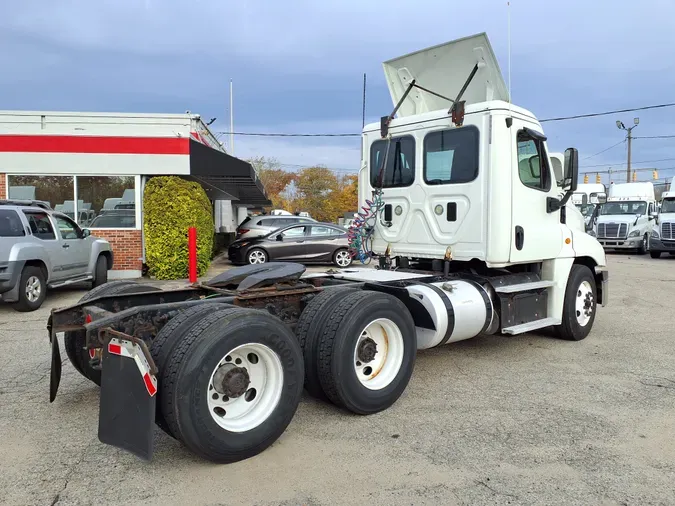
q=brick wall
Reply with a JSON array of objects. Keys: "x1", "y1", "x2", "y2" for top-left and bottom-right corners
[
  {"x1": 91, "y1": 229, "x2": 143, "y2": 271},
  {"x1": 0, "y1": 173, "x2": 6, "y2": 198}
]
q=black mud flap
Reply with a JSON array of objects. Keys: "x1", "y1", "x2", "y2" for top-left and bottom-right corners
[
  {"x1": 98, "y1": 338, "x2": 157, "y2": 461},
  {"x1": 49, "y1": 328, "x2": 62, "y2": 403}
]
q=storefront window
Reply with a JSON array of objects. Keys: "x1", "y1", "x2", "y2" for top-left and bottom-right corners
[
  {"x1": 7, "y1": 175, "x2": 74, "y2": 213},
  {"x1": 77, "y1": 176, "x2": 136, "y2": 228}
]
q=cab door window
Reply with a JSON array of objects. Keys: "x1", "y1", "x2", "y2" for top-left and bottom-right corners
[
  {"x1": 23, "y1": 211, "x2": 56, "y2": 240},
  {"x1": 517, "y1": 129, "x2": 551, "y2": 192}
]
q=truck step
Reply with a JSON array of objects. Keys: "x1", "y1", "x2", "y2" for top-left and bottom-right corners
[
  {"x1": 495, "y1": 280, "x2": 555, "y2": 293},
  {"x1": 501, "y1": 317, "x2": 561, "y2": 335}
]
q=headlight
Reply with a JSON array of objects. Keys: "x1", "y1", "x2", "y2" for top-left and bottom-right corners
[
  {"x1": 628, "y1": 229, "x2": 641, "y2": 238},
  {"x1": 651, "y1": 229, "x2": 660, "y2": 239}
]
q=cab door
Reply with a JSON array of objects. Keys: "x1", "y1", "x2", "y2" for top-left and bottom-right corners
[{"x1": 509, "y1": 123, "x2": 564, "y2": 263}]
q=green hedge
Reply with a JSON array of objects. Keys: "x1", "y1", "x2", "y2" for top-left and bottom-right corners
[{"x1": 143, "y1": 176, "x2": 214, "y2": 280}]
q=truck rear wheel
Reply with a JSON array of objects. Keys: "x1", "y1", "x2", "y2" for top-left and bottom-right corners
[
  {"x1": 554, "y1": 264, "x2": 597, "y2": 341},
  {"x1": 295, "y1": 286, "x2": 357, "y2": 398},
  {"x1": 149, "y1": 302, "x2": 235, "y2": 438},
  {"x1": 64, "y1": 281, "x2": 160, "y2": 385},
  {"x1": 160, "y1": 308, "x2": 304, "y2": 463},
  {"x1": 315, "y1": 290, "x2": 416, "y2": 415}
]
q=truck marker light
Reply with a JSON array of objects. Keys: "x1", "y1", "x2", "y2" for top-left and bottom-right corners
[
  {"x1": 565, "y1": 238, "x2": 571, "y2": 244},
  {"x1": 108, "y1": 342, "x2": 123, "y2": 355}
]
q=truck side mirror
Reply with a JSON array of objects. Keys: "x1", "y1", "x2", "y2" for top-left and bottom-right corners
[{"x1": 563, "y1": 148, "x2": 579, "y2": 191}]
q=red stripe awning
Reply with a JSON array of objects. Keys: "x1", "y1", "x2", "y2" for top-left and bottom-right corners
[{"x1": 0, "y1": 134, "x2": 190, "y2": 155}]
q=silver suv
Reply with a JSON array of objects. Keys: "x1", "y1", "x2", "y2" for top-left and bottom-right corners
[
  {"x1": 236, "y1": 214, "x2": 316, "y2": 240},
  {"x1": 0, "y1": 200, "x2": 113, "y2": 311}
]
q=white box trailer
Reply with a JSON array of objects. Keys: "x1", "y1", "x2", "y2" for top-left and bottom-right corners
[
  {"x1": 594, "y1": 182, "x2": 657, "y2": 253},
  {"x1": 47, "y1": 32, "x2": 609, "y2": 464}
]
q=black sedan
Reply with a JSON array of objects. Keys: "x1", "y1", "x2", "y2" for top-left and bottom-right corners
[{"x1": 228, "y1": 222, "x2": 352, "y2": 267}]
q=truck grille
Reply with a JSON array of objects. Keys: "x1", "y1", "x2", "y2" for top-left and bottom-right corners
[
  {"x1": 598, "y1": 223, "x2": 628, "y2": 239},
  {"x1": 661, "y1": 222, "x2": 674, "y2": 240}
]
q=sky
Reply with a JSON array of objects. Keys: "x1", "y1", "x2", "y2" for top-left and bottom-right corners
[{"x1": 2, "y1": 0, "x2": 675, "y2": 184}]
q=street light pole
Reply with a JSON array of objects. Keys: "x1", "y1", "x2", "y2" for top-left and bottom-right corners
[{"x1": 616, "y1": 118, "x2": 639, "y2": 183}]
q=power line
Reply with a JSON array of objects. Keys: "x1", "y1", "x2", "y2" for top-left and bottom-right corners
[
  {"x1": 539, "y1": 102, "x2": 675, "y2": 123},
  {"x1": 580, "y1": 157, "x2": 675, "y2": 169},
  {"x1": 216, "y1": 101, "x2": 675, "y2": 138},
  {"x1": 581, "y1": 139, "x2": 625, "y2": 161},
  {"x1": 216, "y1": 131, "x2": 360, "y2": 137},
  {"x1": 633, "y1": 135, "x2": 675, "y2": 139}
]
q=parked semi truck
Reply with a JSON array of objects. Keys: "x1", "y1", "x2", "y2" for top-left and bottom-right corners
[
  {"x1": 594, "y1": 181, "x2": 657, "y2": 253},
  {"x1": 649, "y1": 190, "x2": 675, "y2": 258},
  {"x1": 47, "y1": 32, "x2": 609, "y2": 464}
]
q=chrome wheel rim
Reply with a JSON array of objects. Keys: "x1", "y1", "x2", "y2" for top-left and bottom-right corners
[
  {"x1": 207, "y1": 343, "x2": 284, "y2": 432},
  {"x1": 25, "y1": 276, "x2": 41, "y2": 302},
  {"x1": 335, "y1": 250, "x2": 351, "y2": 267},
  {"x1": 575, "y1": 280, "x2": 594, "y2": 327},
  {"x1": 353, "y1": 318, "x2": 404, "y2": 390},
  {"x1": 248, "y1": 250, "x2": 266, "y2": 264}
]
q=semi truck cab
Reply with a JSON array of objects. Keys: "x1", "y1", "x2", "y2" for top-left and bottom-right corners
[
  {"x1": 594, "y1": 182, "x2": 656, "y2": 254},
  {"x1": 649, "y1": 190, "x2": 675, "y2": 258}
]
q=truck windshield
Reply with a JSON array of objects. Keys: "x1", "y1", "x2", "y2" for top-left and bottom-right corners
[
  {"x1": 576, "y1": 204, "x2": 595, "y2": 217},
  {"x1": 661, "y1": 198, "x2": 675, "y2": 213},
  {"x1": 599, "y1": 201, "x2": 647, "y2": 216}
]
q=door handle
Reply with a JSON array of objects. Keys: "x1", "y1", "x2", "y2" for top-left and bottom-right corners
[
  {"x1": 62, "y1": 243, "x2": 70, "y2": 248},
  {"x1": 515, "y1": 226, "x2": 524, "y2": 250}
]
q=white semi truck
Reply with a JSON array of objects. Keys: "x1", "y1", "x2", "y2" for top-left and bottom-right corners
[
  {"x1": 649, "y1": 190, "x2": 675, "y2": 258},
  {"x1": 594, "y1": 181, "x2": 657, "y2": 253},
  {"x1": 47, "y1": 32, "x2": 609, "y2": 464}
]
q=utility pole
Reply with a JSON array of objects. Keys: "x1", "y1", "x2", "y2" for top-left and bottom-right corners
[
  {"x1": 229, "y1": 79, "x2": 234, "y2": 156},
  {"x1": 616, "y1": 117, "x2": 639, "y2": 182}
]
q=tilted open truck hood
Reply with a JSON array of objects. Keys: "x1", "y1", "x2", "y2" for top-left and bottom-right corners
[{"x1": 382, "y1": 32, "x2": 509, "y2": 117}]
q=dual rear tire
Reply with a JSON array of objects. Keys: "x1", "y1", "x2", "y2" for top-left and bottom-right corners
[
  {"x1": 151, "y1": 306, "x2": 304, "y2": 463},
  {"x1": 297, "y1": 289, "x2": 417, "y2": 415}
]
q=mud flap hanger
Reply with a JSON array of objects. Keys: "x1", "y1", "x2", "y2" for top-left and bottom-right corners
[{"x1": 380, "y1": 63, "x2": 480, "y2": 138}]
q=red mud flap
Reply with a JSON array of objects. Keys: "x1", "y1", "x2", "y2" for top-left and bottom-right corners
[{"x1": 98, "y1": 336, "x2": 158, "y2": 461}]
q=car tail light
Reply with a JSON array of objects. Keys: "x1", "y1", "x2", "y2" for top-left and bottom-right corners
[{"x1": 237, "y1": 229, "x2": 250, "y2": 235}]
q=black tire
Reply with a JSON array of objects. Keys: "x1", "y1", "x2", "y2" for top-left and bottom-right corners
[
  {"x1": 637, "y1": 234, "x2": 649, "y2": 255},
  {"x1": 246, "y1": 248, "x2": 268, "y2": 265},
  {"x1": 161, "y1": 308, "x2": 304, "y2": 463},
  {"x1": 295, "y1": 287, "x2": 357, "y2": 398},
  {"x1": 12, "y1": 265, "x2": 47, "y2": 312},
  {"x1": 554, "y1": 264, "x2": 597, "y2": 341},
  {"x1": 92, "y1": 255, "x2": 108, "y2": 288},
  {"x1": 650, "y1": 251, "x2": 662, "y2": 258},
  {"x1": 316, "y1": 290, "x2": 416, "y2": 415},
  {"x1": 332, "y1": 248, "x2": 352, "y2": 268},
  {"x1": 64, "y1": 281, "x2": 161, "y2": 385},
  {"x1": 149, "y1": 302, "x2": 232, "y2": 438}
]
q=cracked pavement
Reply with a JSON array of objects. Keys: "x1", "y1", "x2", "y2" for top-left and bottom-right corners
[{"x1": 0, "y1": 255, "x2": 674, "y2": 505}]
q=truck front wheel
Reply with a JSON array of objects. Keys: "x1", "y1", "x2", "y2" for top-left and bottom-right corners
[
  {"x1": 637, "y1": 234, "x2": 649, "y2": 255},
  {"x1": 555, "y1": 264, "x2": 597, "y2": 341},
  {"x1": 650, "y1": 251, "x2": 662, "y2": 259}
]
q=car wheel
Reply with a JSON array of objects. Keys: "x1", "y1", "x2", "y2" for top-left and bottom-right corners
[
  {"x1": 92, "y1": 255, "x2": 108, "y2": 288},
  {"x1": 12, "y1": 265, "x2": 47, "y2": 312},
  {"x1": 247, "y1": 248, "x2": 268, "y2": 265},
  {"x1": 333, "y1": 248, "x2": 352, "y2": 268}
]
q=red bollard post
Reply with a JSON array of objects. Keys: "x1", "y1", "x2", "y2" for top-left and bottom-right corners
[{"x1": 188, "y1": 227, "x2": 197, "y2": 283}]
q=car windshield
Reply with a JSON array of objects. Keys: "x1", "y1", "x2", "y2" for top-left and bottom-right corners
[
  {"x1": 661, "y1": 198, "x2": 675, "y2": 213},
  {"x1": 599, "y1": 201, "x2": 647, "y2": 216},
  {"x1": 576, "y1": 204, "x2": 595, "y2": 217}
]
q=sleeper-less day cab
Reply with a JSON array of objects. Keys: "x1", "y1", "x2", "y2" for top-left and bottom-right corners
[{"x1": 47, "y1": 32, "x2": 608, "y2": 464}]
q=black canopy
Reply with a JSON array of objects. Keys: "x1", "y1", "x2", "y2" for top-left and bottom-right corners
[{"x1": 188, "y1": 139, "x2": 270, "y2": 206}]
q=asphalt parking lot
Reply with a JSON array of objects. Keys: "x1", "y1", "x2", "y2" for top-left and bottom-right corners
[{"x1": 1, "y1": 254, "x2": 674, "y2": 506}]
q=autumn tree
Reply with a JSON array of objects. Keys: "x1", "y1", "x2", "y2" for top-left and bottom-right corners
[{"x1": 248, "y1": 156, "x2": 296, "y2": 210}]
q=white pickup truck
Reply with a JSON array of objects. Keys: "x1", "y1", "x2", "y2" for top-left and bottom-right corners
[{"x1": 649, "y1": 190, "x2": 675, "y2": 258}]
